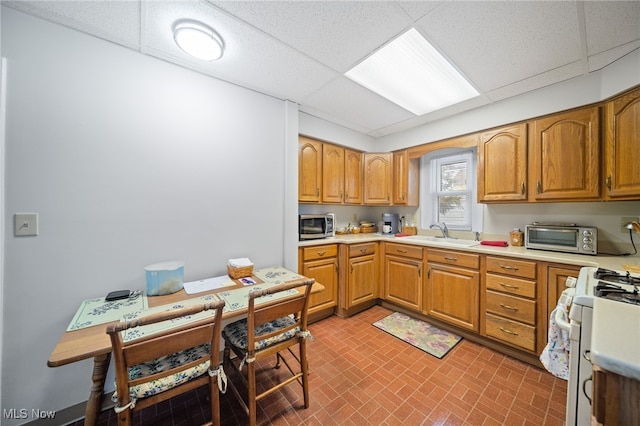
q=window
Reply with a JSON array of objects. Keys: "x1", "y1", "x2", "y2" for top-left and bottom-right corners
[{"x1": 421, "y1": 149, "x2": 482, "y2": 232}]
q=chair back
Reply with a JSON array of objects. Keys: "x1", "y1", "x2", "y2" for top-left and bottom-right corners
[
  {"x1": 246, "y1": 278, "x2": 314, "y2": 352},
  {"x1": 107, "y1": 299, "x2": 226, "y2": 410}
]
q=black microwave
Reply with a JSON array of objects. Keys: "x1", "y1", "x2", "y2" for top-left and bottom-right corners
[{"x1": 299, "y1": 214, "x2": 334, "y2": 240}]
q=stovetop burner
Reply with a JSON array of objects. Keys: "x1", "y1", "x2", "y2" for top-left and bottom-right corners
[
  {"x1": 593, "y1": 268, "x2": 640, "y2": 305},
  {"x1": 594, "y1": 268, "x2": 640, "y2": 285}
]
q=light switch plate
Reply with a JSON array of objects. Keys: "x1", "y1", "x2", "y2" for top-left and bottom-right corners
[{"x1": 15, "y1": 213, "x2": 38, "y2": 236}]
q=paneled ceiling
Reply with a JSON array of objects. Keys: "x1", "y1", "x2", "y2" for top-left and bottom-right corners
[{"x1": 4, "y1": 1, "x2": 640, "y2": 137}]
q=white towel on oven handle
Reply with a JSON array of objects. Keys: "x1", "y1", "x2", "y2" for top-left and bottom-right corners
[{"x1": 539, "y1": 302, "x2": 570, "y2": 380}]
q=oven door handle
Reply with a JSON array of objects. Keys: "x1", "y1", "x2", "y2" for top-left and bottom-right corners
[{"x1": 554, "y1": 306, "x2": 571, "y2": 332}]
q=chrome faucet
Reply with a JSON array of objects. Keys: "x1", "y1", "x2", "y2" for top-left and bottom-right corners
[{"x1": 430, "y1": 223, "x2": 449, "y2": 238}]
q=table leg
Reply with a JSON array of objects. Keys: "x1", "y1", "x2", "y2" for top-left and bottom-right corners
[{"x1": 84, "y1": 353, "x2": 111, "y2": 426}]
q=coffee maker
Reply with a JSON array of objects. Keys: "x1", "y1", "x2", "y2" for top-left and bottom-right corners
[{"x1": 381, "y1": 213, "x2": 400, "y2": 235}]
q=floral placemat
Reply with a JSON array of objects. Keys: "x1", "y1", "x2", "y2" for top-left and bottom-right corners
[
  {"x1": 67, "y1": 295, "x2": 149, "y2": 331},
  {"x1": 217, "y1": 284, "x2": 297, "y2": 313},
  {"x1": 254, "y1": 266, "x2": 303, "y2": 284},
  {"x1": 120, "y1": 293, "x2": 220, "y2": 342}
]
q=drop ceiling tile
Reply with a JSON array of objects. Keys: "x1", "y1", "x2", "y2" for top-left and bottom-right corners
[
  {"x1": 588, "y1": 41, "x2": 640, "y2": 72},
  {"x1": 209, "y1": 0, "x2": 413, "y2": 72},
  {"x1": 396, "y1": 1, "x2": 444, "y2": 21},
  {"x1": 416, "y1": 1, "x2": 582, "y2": 92},
  {"x1": 142, "y1": 1, "x2": 337, "y2": 101},
  {"x1": 584, "y1": 1, "x2": 640, "y2": 56},
  {"x1": 301, "y1": 77, "x2": 415, "y2": 134},
  {"x1": 3, "y1": 0, "x2": 142, "y2": 49}
]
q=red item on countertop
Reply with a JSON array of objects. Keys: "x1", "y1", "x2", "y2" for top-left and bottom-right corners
[
  {"x1": 480, "y1": 240, "x2": 509, "y2": 247},
  {"x1": 394, "y1": 233, "x2": 410, "y2": 237}
]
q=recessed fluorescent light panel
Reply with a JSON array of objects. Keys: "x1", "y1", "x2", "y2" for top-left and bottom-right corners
[{"x1": 345, "y1": 28, "x2": 479, "y2": 116}]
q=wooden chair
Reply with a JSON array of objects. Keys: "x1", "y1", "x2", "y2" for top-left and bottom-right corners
[
  {"x1": 106, "y1": 299, "x2": 226, "y2": 426},
  {"x1": 222, "y1": 278, "x2": 315, "y2": 426}
]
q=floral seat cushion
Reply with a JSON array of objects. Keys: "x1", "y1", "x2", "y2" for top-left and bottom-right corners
[
  {"x1": 223, "y1": 316, "x2": 299, "y2": 351},
  {"x1": 113, "y1": 343, "x2": 211, "y2": 401}
]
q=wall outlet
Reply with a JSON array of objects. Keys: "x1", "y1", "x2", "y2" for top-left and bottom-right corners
[{"x1": 621, "y1": 216, "x2": 639, "y2": 233}]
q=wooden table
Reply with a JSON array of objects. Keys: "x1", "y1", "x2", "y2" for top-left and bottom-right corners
[{"x1": 48, "y1": 271, "x2": 323, "y2": 426}]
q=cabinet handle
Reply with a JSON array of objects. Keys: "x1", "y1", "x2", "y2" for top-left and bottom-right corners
[
  {"x1": 606, "y1": 176, "x2": 612, "y2": 191},
  {"x1": 387, "y1": 193, "x2": 390, "y2": 201},
  {"x1": 499, "y1": 327, "x2": 519, "y2": 336},
  {"x1": 316, "y1": 187, "x2": 320, "y2": 196},
  {"x1": 317, "y1": 251, "x2": 326, "y2": 256},
  {"x1": 499, "y1": 265, "x2": 519, "y2": 271},
  {"x1": 536, "y1": 181, "x2": 542, "y2": 194},
  {"x1": 500, "y1": 303, "x2": 519, "y2": 311},
  {"x1": 345, "y1": 191, "x2": 349, "y2": 199},
  {"x1": 521, "y1": 182, "x2": 525, "y2": 195},
  {"x1": 427, "y1": 268, "x2": 431, "y2": 279},
  {"x1": 499, "y1": 283, "x2": 519, "y2": 289},
  {"x1": 418, "y1": 266, "x2": 422, "y2": 277},
  {"x1": 582, "y1": 376, "x2": 592, "y2": 405},
  {"x1": 350, "y1": 264, "x2": 353, "y2": 273},
  {"x1": 397, "y1": 249, "x2": 408, "y2": 253},
  {"x1": 340, "y1": 190, "x2": 343, "y2": 201},
  {"x1": 444, "y1": 256, "x2": 458, "y2": 262},
  {"x1": 360, "y1": 248, "x2": 368, "y2": 254},
  {"x1": 402, "y1": 192, "x2": 406, "y2": 200}
]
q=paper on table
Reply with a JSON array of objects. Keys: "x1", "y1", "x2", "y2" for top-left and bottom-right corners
[{"x1": 184, "y1": 275, "x2": 235, "y2": 294}]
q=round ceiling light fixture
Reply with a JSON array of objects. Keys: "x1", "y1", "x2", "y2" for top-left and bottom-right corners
[{"x1": 173, "y1": 20, "x2": 224, "y2": 61}]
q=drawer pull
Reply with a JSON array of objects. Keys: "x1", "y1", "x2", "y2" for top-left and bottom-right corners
[
  {"x1": 500, "y1": 303, "x2": 519, "y2": 311},
  {"x1": 499, "y1": 327, "x2": 519, "y2": 336},
  {"x1": 444, "y1": 256, "x2": 458, "y2": 261},
  {"x1": 499, "y1": 283, "x2": 519, "y2": 289},
  {"x1": 317, "y1": 251, "x2": 326, "y2": 256},
  {"x1": 500, "y1": 265, "x2": 519, "y2": 271},
  {"x1": 397, "y1": 249, "x2": 408, "y2": 253},
  {"x1": 360, "y1": 249, "x2": 368, "y2": 254}
]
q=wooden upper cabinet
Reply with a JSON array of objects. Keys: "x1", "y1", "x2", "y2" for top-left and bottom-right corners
[
  {"x1": 478, "y1": 124, "x2": 528, "y2": 202},
  {"x1": 604, "y1": 87, "x2": 640, "y2": 200},
  {"x1": 392, "y1": 150, "x2": 420, "y2": 206},
  {"x1": 363, "y1": 153, "x2": 392, "y2": 204},
  {"x1": 344, "y1": 149, "x2": 363, "y2": 204},
  {"x1": 298, "y1": 136, "x2": 322, "y2": 202},
  {"x1": 529, "y1": 106, "x2": 600, "y2": 201},
  {"x1": 322, "y1": 144, "x2": 345, "y2": 203}
]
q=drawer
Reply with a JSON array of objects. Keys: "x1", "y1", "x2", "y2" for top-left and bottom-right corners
[
  {"x1": 349, "y1": 242, "x2": 377, "y2": 258},
  {"x1": 385, "y1": 242, "x2": 423, "y2": 259},
  {"x1": 486, "y1": 256, "x2": 536, "y2": 279},
  {"x1": 427, "y1": 249, "x2": 480, "y2": 269},
  {"x1": 302, "y1": 244, "x2": 338, "y2": 261},
  {"x1": 485, "y1": 313, "x2": 536, "y2": 352},
  {"x1": 485, "y1": 273, "x2": 536, "y2": 298},
  {"x1": 486, "y1": 290, "x2": 536, "y2": 325}
]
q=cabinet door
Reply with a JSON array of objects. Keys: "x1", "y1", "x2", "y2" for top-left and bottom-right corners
[
  {"x1": 302, "y1": 257, "x2": 338, "y2": 313},
  {"x1": 604, "y1": 87, "x2": 640, "y2": 200},
  {"x1": 347, "y1": 254, "x2": 378, "y2": 308},
  {"x1": 392, "y1": 150, "x2": 408, "y2": 205},
  {"x1": 298, "y1": 136, "x2": 322, "y2": 202},
  {"x1": 529, "y1": 106, "x2": 600, "y2": 201},
  {"x1": 344, "y1": 149, "x2": 363, "y2": 204},
  {"x1": 322, "y1": 144, "x2": 345, "y2": 203},
  {"x1": 384, "y1": 255, "x2": 423, "y2": 311},
  {"x1": 426, "y1": 263, "x2": 479, "y2": 331},
  {"x1": 363, "y1": 153, "x2": 392, "y2": 204},
  {"x1": 546, "y1": 265, "x2": 581, "y2": 323},
  {"x1": 478, "y1": 124, "x2": 528, "y2": 202}
]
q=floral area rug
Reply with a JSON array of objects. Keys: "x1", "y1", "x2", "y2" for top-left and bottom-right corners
[{"x1": 372, "y1": 312, "x2": 462, "y2": 359}]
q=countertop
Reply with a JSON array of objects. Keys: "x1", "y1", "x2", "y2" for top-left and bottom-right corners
[
  {"x1": 299, "y1": 233, "x2": 637, "y2": 271},
  {"x1": 591, "y1": 297, "x2": 640, "y2": 380}
]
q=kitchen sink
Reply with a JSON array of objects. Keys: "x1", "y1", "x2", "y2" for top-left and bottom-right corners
[{"x1": 403, "y1": 235, "x2": 480, "y2": 247}]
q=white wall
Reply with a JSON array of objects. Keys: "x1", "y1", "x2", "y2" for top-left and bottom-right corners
[{"x1": 1, "y1": 8, "x2": 297, "y2": 424}]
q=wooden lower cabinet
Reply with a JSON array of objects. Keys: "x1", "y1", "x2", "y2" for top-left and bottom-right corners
[
  {"x1": 425, "y1": 249, "x2": 480, "y2": 331},
  {"x1": 384, "y1": 243, "x2": 423, "y2": 311},
  {"x1": 482, "y1": 256, "x2": 539, "y2": 352},
  {"x1": 593, "y1": 366, "x2": 640, "y2": 425},
  {"x1": 345, "y1": 243, "x2": 378, "y2": 308},
  {"x1": 298, "y1": 244, "x2": 338, "y2": 318},
  {"x1": 546, "y1": 264, "x2": 582, "y2": 323}
]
